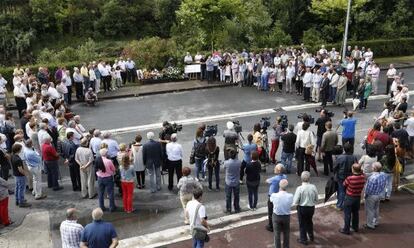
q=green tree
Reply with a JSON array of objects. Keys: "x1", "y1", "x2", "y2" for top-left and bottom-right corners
[
  {"x1": 153, "y1": 0, "x2": 182, "y2": 38},
  {"x1": 29, "y1": 0, "x2": 58, "y2": 33},
  {"x1": 94, "y1": 0, "x2": 134, "y2": 37},
  {"x1": 265, "y1": 0, "x2": 312, "y2": 43},
  {"x1": 302, "y1": 28, "x2": 326, "y2": 49},
  {"x1": 176, "y1": 0, "x2": 245, "y2": 51}
]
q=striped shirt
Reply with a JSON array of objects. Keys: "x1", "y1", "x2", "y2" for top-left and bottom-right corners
[{"x1": 344, "y1": 174, "x2": 365, "y2": 197}]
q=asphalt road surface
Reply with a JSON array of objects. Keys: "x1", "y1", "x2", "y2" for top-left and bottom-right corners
[{"x1": 4, "y1": 68, "x2": 414, "y2": 247}]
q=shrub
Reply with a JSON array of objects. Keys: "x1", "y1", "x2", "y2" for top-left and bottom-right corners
[{"x1": 123, "y1": 37, "x2": 179, "y2": 70}]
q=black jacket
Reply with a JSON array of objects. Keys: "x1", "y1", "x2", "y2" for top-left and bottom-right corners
[
  {"x1": 281, "y1": 132, "x2": 297, "y2": 153},
  {"x1": 245, "y1": 161, "x2": 261, "y2": 186},
  {"x1": 142, "y1": 140, "x2": 162, "y2": 168}
]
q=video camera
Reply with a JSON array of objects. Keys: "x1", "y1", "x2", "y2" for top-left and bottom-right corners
[
  {"x1": 232, "y1": 120, "x2": 243, "y2": 134},
  {"x1": 204, "y1": 124, "x2": 218, "y2": 137},
  {"x1": 164, "y1": 121, "x2": 183, "y2": 135},
  {"x1": 260, "y1": 117, "x2": 271, "y2": 131},
  {"x1": 297, "y1": 113, "x2": 315, "y2": 124},
  {"x1": 315, "y1": 107, "x2": 335, "y2": 118}
]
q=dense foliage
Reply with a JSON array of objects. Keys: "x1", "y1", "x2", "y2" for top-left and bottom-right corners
[{"x1": 0, "y1": 0, "x2": 413, "y2": 66}]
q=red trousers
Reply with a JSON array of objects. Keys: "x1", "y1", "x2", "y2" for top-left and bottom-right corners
[
  {"x1": 121, "y1": 181, "x2": 134, "y2": 212},
  {"x1": 0, "y1": 197, "x2": 10, "y2": 225},
  {"x1": 270, "y1": 139, "x2": 280, "y2": 163}
]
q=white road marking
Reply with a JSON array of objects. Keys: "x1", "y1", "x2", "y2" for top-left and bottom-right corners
[{"x1": 103, "y1": 91, "x2": 414, "y2": 135}]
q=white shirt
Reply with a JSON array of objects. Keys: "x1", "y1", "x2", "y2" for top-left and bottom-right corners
[
  {"x1": 166, "y1": 141, "x2": 183, "y2": 161},
  {"x1": 13, "y1": 76, "x2": 22, "y2": 87},
  {"x1": 89, "y1": 137, "x2": 102, "y2": 155},
  {"x1": 48, "y1": 87, "x2": 60, "y2": 100},
  {"x1": 66, "y1": 127, "x2": 82, "y2": 145},
  {"x1": 38, "y1": 129, "x2": 50, "y2": 147},
  {"x1": 0, "y1": 78, "x2": 7, "y2": 92},
  {"x1": 98, "y1": 63, "x2": 109, "y2": 76},
  {"x1": 312, "y1": 74, "x2": 322, "y2": 88},
  {"x1": 329, "y1": 74, "x2": 339, "y2": 87},
  {"x1": 295, "y1": 129, "x2": 315, "y2": 148},
  {"x1": 89, "y1": 68, "x2": 96, "y2": 81},
  {"x1": 346, "y1": 62, "x2": 355, "y2": 73},
  {"x1": 371, "y1": 67, "x2": 380, "y2": 79},
  {"x1": 63, "y1": 74, "x2": 72, "y2": 86},
  {"x1": 118, "y1": 60, "x2": 126, "y2": 71},
  {"x1": 273, "y1": 57, "x2": 281, "y2": 66},
  {"x1": 386, "y1": 68, "x2": 396, "y2": 79},
  {"x1": 286, "y1": 66, "x2": 295, "y2": 79},
  {"x1": 404, "y1": 117, "x2": 414, "y2": 137},
  {"x1": 13, "y1": 86, "x2": 25, "y2": 97},
  {"x1": 126, "y1": 60, "x2": 135, "y2": 69},
  {"x1": 303, "y1": 72, "x2": 313, "y2": 87},
  {"x1": 364, "y1": 51, "x2": 373, "y2": 61},
  {"x1": 186, "y1": 199, "x2": 206, "y2": 229}
]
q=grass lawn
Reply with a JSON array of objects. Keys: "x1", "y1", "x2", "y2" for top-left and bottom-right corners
[{"x1": 376, "y1": 55, "x2": 414, "y2": 65}]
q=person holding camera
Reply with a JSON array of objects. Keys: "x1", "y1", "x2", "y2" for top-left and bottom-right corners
[
  {"x1": 223, "y1": 121, "x2": 239, "y2": 161},
  {"x1": 337, "y1": 111, "x2": 357, "y2": 153},
  {"x1": 240, "y1": 134, "x2": 257, "y2": 184}
]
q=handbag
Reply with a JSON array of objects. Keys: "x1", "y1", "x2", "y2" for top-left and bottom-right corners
[
  {"x1": 191, "y1": 203, "x2": 210, "y2": 242},
  {"x1": 394, "y1": 158, "x2": 403, "y2": 174}
]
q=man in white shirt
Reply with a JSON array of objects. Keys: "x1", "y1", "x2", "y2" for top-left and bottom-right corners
[
  {"x1": 184, "y1": 52, "x2": 193, "y2": 64},
  {"x1": 118, "y1": 58, "x2": 127, "y2": 84},
  {"x1": 364, "y1": 48, "x2": 373, "y2": 62},
  {"x1": 98, "y1": 61, "x2": 111, "y2": 92},
  {"x1": 89, "y1": 129, "x2": 102, "y2": 157},
  {"x1": 329, "y1": 70, "x2": 339, "y2": 103},
  {"x1": 0, "y1": 74, "x2": 7, "y2": 105},
  {"x1": 66, "y1": 120, "x2": 82, "y2": 145},
  {"x1": 270, "y1": 179, "x2": 293, "y2": 248},
  {"x1": 274, "y1": 55, "x2": 281, "y2": 67},
  {"x1": 126, "y1": 58, "x2": 136, "y2": 83},
  {"x1": 60, "y1": 208, "x2": 84, "y2": 248},
  {"x1": 286, "y1": 62, "x2": 295, "y2": 93},
  {"x1": 386, "y1": 64, "x2": 397, "y2": 95},
  {"x1": 303, "y1": 67, "x2": 313, "y2": 102},
  {"x1": 166, "y1": 133, "x2": 183, "y2": 191},
  {"x1": 186, "y1": 188, "x2": 209, "y2": 248}
]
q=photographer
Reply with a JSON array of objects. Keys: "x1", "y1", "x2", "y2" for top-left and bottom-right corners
[
  {"x1": 223, "y1": 121, "x2": 239, "y2": 160},
  {"x1": 270, "y1": 117, "x2": 283, "y2": 164},
  {"x1": 159, "y1": 121, "x2": 171, "y2": 173},
  {"x1": 315, "y1": 109, "x2": 332, "y2": 161}
]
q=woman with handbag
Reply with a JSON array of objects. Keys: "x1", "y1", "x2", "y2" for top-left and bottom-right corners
[
  {"x1": 186, "y1": 188, "x2": 210, "y2": 248},
  {"x1": 295, "y1": 122, "x2": 315, "y2": 176},
  {"x1": 177, "y1": 167, "x2": 202, "y2": 224}
]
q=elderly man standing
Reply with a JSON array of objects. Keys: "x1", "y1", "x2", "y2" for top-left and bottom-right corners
[
  {"x1": 143, "y1": 132, "x2": 162, "y2": 193},
  {"x1": 265, "y1": 164, "x2": 287, "y2": 232},
  {"x1": 364, "y1": 162, "x2": 386, "y2": 230},
  {"x1": 66, "y1": 120, "x2": 83, "y2": 146},
  {"x1": 293, "y1": 171, "x2": 318, "y2": 245},
  {"x1": 89, "y1": 129, "x2": 102, "y2": 158},
  {"x1": 25, "y1": 139, "x2": 46, "y2": 200},
  {"x1": 80, "y1": 208, "x2": 118, "y2": 248},
  {"x1": 42, "y1": 136, "x2": 63, "y2": 191},
  {"x1": 60, "y1": 208, "x2": 84, "y2": 248},
  {"x1": 270, "y1": 179, "x2": 293, "y2": 248},
  {"x1": 339, "y1": 163, "x2": 365, "y2": 235},
  {"x1": 166, "y1": 133, "x2": 183, "y2": 191},
  {"x1": 76, "y1": 138, "x2": 96, "y2": 199}
]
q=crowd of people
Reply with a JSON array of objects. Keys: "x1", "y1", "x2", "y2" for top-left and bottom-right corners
[
  {"x1": 185, "y1": 45, "x2": 406, "y2": 108},
  {"x1": 1, "y1": 57, "x2": 140, "y2": 115},
  {"x1": 0, "y1": 45, "x2": 411, "y2": 248}
]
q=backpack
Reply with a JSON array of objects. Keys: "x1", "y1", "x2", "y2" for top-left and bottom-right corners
[{"x1": 194, "y1": 138, "x2": 207, "y2": 158}]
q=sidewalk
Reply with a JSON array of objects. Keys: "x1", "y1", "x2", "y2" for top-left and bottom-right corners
[{"x1": 167, "y1": 191, "x2": 414, "y2": 248}]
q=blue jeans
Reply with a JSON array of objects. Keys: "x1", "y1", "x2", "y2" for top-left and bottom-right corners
[
  {"x1": 15, "y1": 176, "x2": 26, "y2": 204},
  {"x1": 343, "y1": 196, "x2": 361, "y2": 232},
  {"x1": 225, "y1": 184, "x2": 240, "y2": 211},
  {"x1": 98, "y1": 176, "x2": 115, "y2": 210},
  {"x1": 261, "y1": 74, "x2": 269, "y2": 91},
  {"x1": 195, "y1": 158, "x2": 205, "y2": 180},
  {"x1": 193, "y1": 238, "x2": 204, "y2": 248},
  {"x1": 382, "y1": 173, "x2": 393, "y2": 200},
  {"x1": 337, "y1": 179, "x2": 345, "y2": 209},
  {"x1": 247, "y1": 184, "x2": 259, "y2": 208},
  {"x1": 329, "y1": 86, "x2": 337, "y2": 102},
  {"x1": 281, "y1": 151, "x2": 294, "y2": 173}
]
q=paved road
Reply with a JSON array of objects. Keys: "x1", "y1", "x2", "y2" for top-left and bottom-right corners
[{"x1": 2, "y1": 68, "x2": 414, "y2": 247}]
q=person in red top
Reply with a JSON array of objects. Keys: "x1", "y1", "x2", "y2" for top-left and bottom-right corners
[
  {"x1": 339, "y1": 163, "x2": 365, "y2": 235},
  {"x1": 42, "y1": 136, "x2": 63, "y2": 191},
  {"x1": 374, "y1": 126, "x2": 392, "y2": 151}
]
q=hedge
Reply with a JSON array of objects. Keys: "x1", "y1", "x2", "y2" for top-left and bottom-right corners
[{"x1": 1, "y1": 38, "x2": 414, "y2": 91}]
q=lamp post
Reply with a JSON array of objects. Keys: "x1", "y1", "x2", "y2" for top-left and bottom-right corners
[{"x1": 342, "y1": 0, "x2": 352, "y2": 62}]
